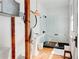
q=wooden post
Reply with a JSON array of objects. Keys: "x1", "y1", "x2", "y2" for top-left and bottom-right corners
[
  {"x1": 11, "y1": 16, "x2": 15, "y2": 59},
  {"x1": 25, "y1": 0, "x2": 30, "y2": 59}
]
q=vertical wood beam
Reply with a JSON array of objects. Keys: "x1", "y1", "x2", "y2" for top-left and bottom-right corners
[
  {"x1": 11, "y1": 16, "x2": 15, "y2": 59},
  {"x1": 25, "y1": 0, "x2": 30, "y2": 59}
]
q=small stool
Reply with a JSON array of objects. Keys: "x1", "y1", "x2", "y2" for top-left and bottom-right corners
[
  {"x1": 64, "y1": 46, "x2": 72, "y2": 59},
  {"x1": 64, "y1": 50, "x2": 72, "y2": 59}
]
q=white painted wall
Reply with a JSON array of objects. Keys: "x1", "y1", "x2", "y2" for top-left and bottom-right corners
[
  {"x1": 46, "y1": 7, "x2": 69, "y2": 43},
  {"x1": 0, "y1": 16, "x2": 25, "y2": 59},
  {"x1": 0, "y1": 16, "x2": 11, "y2": 48},
  {"x1": 15, "y1": 17, "x2": 25, "y2": 59},
  {"x1": 0, "y1": 16, "x2": 11, "y2": 59},
  {"x1": 40, "y1": 0, "x2": 70, "y2": 43},
  {"x1": 30, "y1": 0, "x2": 70, "y2": 43}
]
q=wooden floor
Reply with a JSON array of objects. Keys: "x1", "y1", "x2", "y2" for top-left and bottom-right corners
[{"x1": 32, "y1": 48, "x2": 64, "y2": 59}]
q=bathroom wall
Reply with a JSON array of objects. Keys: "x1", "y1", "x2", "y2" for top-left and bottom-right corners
[
  {"x1": 40, "y1": 0, "x2": 70, "y2": 43},
  {"x1": 0, "y1": 16, "x2": 11, "y2": 48},
  {"x1": 30, "y1": 0, "x2": 70, "y2": 43},
  {"x1": 15, "y1": 17, "x2": 25, "y2": 59},
  {"x1": 0, "y1": 16, "x2": 11, "y2": 59},
  {"x1": 46, "y1": 7, "x2": 69, "y2": 43},
  {"x1": 0, "y1": 16, "x2": 25, "y2": 59}
]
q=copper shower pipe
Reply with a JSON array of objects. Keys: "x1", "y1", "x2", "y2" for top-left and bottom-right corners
[
  {"x1": 11, "y1": 0, "x2": 30, "y2": 59},
  {"x1": 25, "y1": 0, "x2": 30, "y2": 59},
  {"x1": 11, "y1": 16, "x2": 15, "y2": 59}
]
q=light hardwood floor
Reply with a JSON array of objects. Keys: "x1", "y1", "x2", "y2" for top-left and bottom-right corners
[{"x1": 32, "y1": 48, "x2": 64, "y2": 59}]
